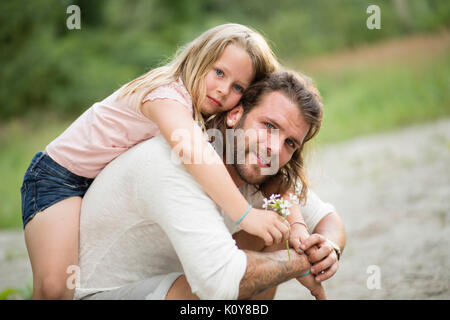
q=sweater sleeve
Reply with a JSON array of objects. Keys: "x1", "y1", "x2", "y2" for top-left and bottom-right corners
[
  {"x1": 136, "y1": 136, "x2": 247, "y2": 300},
  {"x1": 142, "y1": 79, "x2": 193, "y2": 114},
  {"x1": 300, "y1": 189, "x2": 336, "y2": 234}
]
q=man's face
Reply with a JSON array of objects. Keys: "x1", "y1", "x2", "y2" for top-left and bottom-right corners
[{"x1": 228, "y1": 90, "x2": 311, "y2": 186}]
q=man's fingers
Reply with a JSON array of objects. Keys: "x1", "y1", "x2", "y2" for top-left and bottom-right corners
[
  {"x1": 300, "y1": 233, "x2": 325, "y2": 251},
  {"x1": 314, "y1": 261, "x2": 338, "y2": 283},
  {"x1": 307, "y1": 243, "x2": 333, "y2": 264},
  {"x1": 311, "y1": 251, "x2": 337, "y2": 275}
]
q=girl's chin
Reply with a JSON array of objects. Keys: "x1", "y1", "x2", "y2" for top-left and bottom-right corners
[{"x1": 200, "y1": 104, "x2": 218, "y2": 117}]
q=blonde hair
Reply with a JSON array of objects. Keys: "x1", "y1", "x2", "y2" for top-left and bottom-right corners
[{"x1": 119, "y1": 23, "x2": 280, "y2": 128}]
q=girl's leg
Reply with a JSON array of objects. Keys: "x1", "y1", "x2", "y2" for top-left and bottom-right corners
[{"x1": 24, "y1": 196, "x2": 82, "y2": 300}]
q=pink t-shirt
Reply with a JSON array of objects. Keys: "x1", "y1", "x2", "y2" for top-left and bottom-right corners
[{"x1": 45, "y1": 78, "x2": 193, "y2": 178}]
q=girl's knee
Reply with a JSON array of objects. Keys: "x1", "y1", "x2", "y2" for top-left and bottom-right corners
[{"x1": 34, "y1": 274, "x2": 74, "y2": 300}]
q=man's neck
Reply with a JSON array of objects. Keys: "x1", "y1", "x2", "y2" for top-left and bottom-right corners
[{"x1": 226, "y1": 164, "x2": 246, "y2": 188}]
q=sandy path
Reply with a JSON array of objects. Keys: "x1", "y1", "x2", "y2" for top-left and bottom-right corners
[
  {"x1": 276, "y1": 118, "x2": 450, "y2": 300},
  {"x1": 1, "y1": 119, "x2": 449, "y2": 299}
]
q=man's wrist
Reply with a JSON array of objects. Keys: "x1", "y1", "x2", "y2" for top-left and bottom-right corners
[
  {"x1": 266, "y1": 248, "x2": 311, "y2": 278},
  {"x1": 285, "y1": 248, "x2": 311, "y2": 277},
  {"x1": 239, "y1": 249, "x2": 310, "y2": 299},
  {"x1": 326, "y1": 238, "x2": 342, "y2": 261}
]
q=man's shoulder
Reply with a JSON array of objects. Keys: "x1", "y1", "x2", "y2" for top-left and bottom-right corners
[
  {"x1": 116, "y1": 135, "x2": 173, "y2": 167},
  {"x1": 239, "y1": 184, "x2": 264, "y2": 206}
]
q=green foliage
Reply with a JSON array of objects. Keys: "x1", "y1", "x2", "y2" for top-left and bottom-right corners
[
  {"x1": 1, "y1": 38, "x2": 448, "y2": 229},
  {"x1": 0, "y1": 278, "x2": 33, "y2": 300},
  {"x1": 311, "y1": 54, "x2": 450, "y2": 144},
  {"x1": 0, "y1": 0, "x2": 449, "y2": 229},
  {"x1": 1, "y1": 0, "x2": 449, "y2": 119}
]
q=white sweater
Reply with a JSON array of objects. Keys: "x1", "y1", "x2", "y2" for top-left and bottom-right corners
[{"x1": 74, "y1": 136, "x2": 335, "y2": 300}]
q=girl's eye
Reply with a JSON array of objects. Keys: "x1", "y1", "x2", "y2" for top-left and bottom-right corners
[
  {"x1": 215, "y1": 69, "x2": 224, "y2": 77},
  {"x1": 286, "y1": 139, "x2": 295, "y2": 148},
  {"x1": 233, "y1": 84, "x2": 244, "y2": 93}
]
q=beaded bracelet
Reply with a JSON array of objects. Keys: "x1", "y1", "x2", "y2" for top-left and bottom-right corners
[
  {"x1": 235, "y1": 205, "x2": 253, "y2": 226},
  {"x1": 298, "y1": 263, "x2": 313, "y2": 278},
  {"x1": 298, "y1": 269, "x2": 311, "y2": 278},
  {"x1": 290, "y1": 221, "x2": 307, "y2": 228}
]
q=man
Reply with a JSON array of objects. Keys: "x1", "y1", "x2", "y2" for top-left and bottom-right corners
[{"x1": 74, "y1": 71, "x2": 345, "y2": 300}]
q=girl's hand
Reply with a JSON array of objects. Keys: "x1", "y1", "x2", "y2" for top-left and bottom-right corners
[
  {"x1": 289, "y1": 222, "x2": 310, "y2": 254},
  {"x1": 240, "y1": 208, "x2": 290, "y2": 246}
]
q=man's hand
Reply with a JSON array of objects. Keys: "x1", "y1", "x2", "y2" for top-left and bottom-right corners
[{"x1": 300, "y1": 233, "x2": 339, "y2": 282}]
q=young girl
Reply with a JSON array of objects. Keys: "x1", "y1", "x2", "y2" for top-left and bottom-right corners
[{"x1": 21, "y1": 23, "x2": 292, "y2": 300}]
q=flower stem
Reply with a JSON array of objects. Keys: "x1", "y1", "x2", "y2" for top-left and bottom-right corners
[{"x1": 286, "y1": 240, "x2": 291, "y2": 261}]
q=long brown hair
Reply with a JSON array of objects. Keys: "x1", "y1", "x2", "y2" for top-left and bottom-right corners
[{"x1": 206, "y1": 71, "x2": 323, "y2": 202}]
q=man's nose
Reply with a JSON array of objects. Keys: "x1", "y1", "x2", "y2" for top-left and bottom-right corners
[{"x1": 266, "y1": 134, "x2": 282, "y2": 157}]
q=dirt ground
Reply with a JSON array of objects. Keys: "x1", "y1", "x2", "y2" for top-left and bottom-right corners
[
  {"x1": 1, "y1": 119, "x2": 449, "y2": 299},
  {"x1": 276, "y1": 118, "x2": 450, "y2": 300},
  {"x1": 297, "y1": 30, "x2": 450, "y2": 74}
]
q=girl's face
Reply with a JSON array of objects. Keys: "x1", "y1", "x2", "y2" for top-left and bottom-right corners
[{"x1": 201, "y1": 44, "x2": 254, "y2": 116}]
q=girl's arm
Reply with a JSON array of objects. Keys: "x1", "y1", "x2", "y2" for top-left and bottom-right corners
[
  {"x1": 141, "y1": 99, "x2": 289, "y2": 244},
  {"x1": 280, "y1": 190, "x2": 307, "y2": 226},
  {"x1": 281, "y1": 190, "x2": 311, "y2": 251}
]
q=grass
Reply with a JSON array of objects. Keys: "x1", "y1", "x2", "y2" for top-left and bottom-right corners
[
  {"x1": 0, "y1": 278, "x2": 33, "y2": 300},
  {"x1": 0, "y1": 33, "x2": 449, "y2": 229},
  {"x1": 310, "y1": 52, "x2": 450, "y2": 144},
  {"x1": 0, "y1": 115, "x2": 72, "y2": 229}
]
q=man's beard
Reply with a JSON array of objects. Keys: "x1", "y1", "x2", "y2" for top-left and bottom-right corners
[
  {"x1": 230, "y1": 133, "x2": 272, "y2": 186},
  {"x1": 232, "y1": 156, "x2": 270, "y2": 185}
]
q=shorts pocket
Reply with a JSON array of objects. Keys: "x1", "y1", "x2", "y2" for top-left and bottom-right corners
[{"x1": 28, "y1": 152, "x2": 45, "y2": 174}]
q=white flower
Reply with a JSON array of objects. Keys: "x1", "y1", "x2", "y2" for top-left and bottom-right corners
[
  {"x1": 262, "y1": 194, "x2": 295, "y2": 217},
  {"x1": 281, "y1": 208, "x2": 290, "y2": 216},
  {"x1": 269, "y1": 194, "x2": 280, "y2": 202},
  {"x1": 282, "y1": 199, "x2": 292, "y2": 209},
  {"x1": 262, "y1": 198, "x2": 270, "y2": 209},
  {"x1": 289, "y1": 193, "x2": 299, "y2": 204}
]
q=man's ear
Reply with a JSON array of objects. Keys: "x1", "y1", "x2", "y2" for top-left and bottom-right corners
[{"x1": 226, "y1": 105, "x2": 244, "y2": 127}]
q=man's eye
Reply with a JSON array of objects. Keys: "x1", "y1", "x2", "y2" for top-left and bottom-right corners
[
  {"x1": 215, "y1": 69, "x2": 224, "y2": 77},
  {"x1": 233, "y1": 84, "x2": 244, "y2": 93},
  {"x1": 264, "y1": 122, "x2": 275, "y2": 129}
]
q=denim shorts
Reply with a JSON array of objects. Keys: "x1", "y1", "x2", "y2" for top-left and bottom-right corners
[{"x1": 20, "y1": 151, "x2": 94, "y2": 229}]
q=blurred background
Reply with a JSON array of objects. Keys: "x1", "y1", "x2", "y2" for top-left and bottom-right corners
[{"x1": 0, "y1": 0, "x2": 449, "y2": 299}]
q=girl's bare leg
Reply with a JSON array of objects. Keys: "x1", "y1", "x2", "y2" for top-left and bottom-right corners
[{"x1": 24, "y1": 197, "x2": 82, "y2": 300}]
